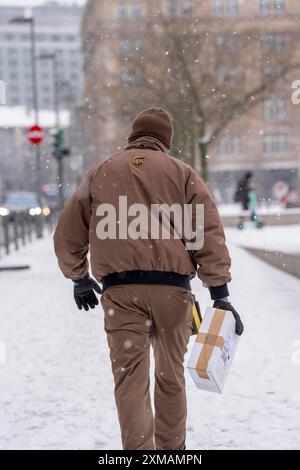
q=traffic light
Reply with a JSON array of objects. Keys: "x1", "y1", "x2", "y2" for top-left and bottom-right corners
[
  {"x1": 52, "y1": 128, "x2": 71, "y2": 159},
  {"x1": 54, "y1": 129, "x2": 64, "y2": 149}
]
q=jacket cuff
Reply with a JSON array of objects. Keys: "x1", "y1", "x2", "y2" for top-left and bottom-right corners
[
  {"x1": 72, "y1": 272, "x2": 89, "y2": 283},
  {"x1": 209, "y1": 283, "x2": 229, "y2": 300}
]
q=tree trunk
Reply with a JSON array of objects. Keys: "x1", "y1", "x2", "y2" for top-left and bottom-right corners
[{"x1": 199, "y1": 142, "x2": 209, "y2": 182}]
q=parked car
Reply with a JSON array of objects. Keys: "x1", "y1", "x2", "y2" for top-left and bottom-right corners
[{"x1": 0, "y1": 192, "x2": 51, "y2": 220}]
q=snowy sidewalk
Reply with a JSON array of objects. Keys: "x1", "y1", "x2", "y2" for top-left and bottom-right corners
[
  {"x1": 0, "y1": 235, "x2": 300, "y2": 450},
  {"x1": 226, "y1": 224, "x2": 300, "y2": 254}
]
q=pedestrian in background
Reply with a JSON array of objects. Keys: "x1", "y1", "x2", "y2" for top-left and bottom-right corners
[{"x1": 234, "y1": 171, "x2": 253, "y2": 211}]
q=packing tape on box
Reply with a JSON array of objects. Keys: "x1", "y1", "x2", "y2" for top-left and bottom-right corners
[{"x1": 195, "y1": 309, "x2": 226, "y2": 380}]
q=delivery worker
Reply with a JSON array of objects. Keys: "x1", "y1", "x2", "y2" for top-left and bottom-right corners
[{"x1": 53, "y1": 107, "x2": 243, "y2": 450}]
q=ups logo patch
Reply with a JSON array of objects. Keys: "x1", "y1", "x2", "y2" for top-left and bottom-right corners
[{"x1": 132, "y1": 156, "x2": 145, "y2": 167}]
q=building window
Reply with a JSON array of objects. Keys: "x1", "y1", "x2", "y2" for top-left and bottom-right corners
[
  {"x1": 54, "y1": 49, "x2": 63, "y2": 57},
  {"x1": 263, "y1": 133, "x2": 288, "y2": 154},
  {"x1": 42, "y1": 99, "x2": 51, "y2": 108},
  {"x1": 65, "y1": 34, "x2": 76, "y2": 42},
  {"x1": 260, "y1": 0, "x2": 285, "y2": 14},
  {"x1": 263, "y1": 62, "x2": 286, "y2": 83},
  {"x1": 213, "y1": 0, "x2": 238, "y2": 17},
  {"x1": 182, "y1": 1, "x2": 193, "y2": 15},
  {"x1": 51, "y1": 34, "x2": 61, "y2": 42},
  {"x1": 10, "y1": 84, "x2": 19, "y2": 92},
  {"x1": 119, "y1": 39, "x2": 142, "y2": 57},
  {"x1": 218, "y1": 136, "x2": 241, "y2": 156},
  {"x1": 168, "y1": 0, "x2": 193, "y2": 16},
  {"x1": 20, "y1": 33, "x2": 30, "y2": 41},
  {"x1": 40, "y1": 72, "x2": 49, "y2": 81},
  {"x1": 117, "y1": 4, "x2": 142, "y2": 20},
  {"x1": 168, "y1": 0, "x2": 178, "y2": 16},
  {"x1": 9, "y1": 72, "x2": 18, "y2": 80},
  {"x1": 275, "y1": 0, "x2": 285, "y2": 12},
  {"x1": 263, "y1": 97, "x2": 287, "y2": 121},
  {"x1": 120, "y1": 68, "x2": 144, "y2": 86},
  {"x1": 36, "y1": 33, "x2": 46, "y2": 41},
  {"x1": 216, "y1": 65, "x2": 239, "y2": 87},
  {"x1": 215, "y1": 34, "x2": 239, "y2": 53},
  {"x1": 11, "y1": 97, "x2": 20, "y2": 105},
  {"x1": 260, "y1": 0, "x2": 271, "y2": 13},
  {"x1": 261, "y1": 33, "x2": 286, "y2": 54},
  {"x1": 4, "y1": 33, "x2": 15, "y2": 41},
  {"x1": 227, "y1": 0, "x2": 238, "y2": 15},
  {"x1": 213, "y1": 0, "x2": 224, "y2": 16},
  {"x1": 8, "y1": 48, "x2": 18, "y2": 56},
  {"x1": 261, "y1": 34, "x2": 270, "y2": 53},
  {"x1": 274, "y1": 34, "x2": 286, "y2": 52}
]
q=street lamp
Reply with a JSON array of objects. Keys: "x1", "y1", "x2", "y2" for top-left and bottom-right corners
[
  {"x1": 37, "y1": 53, "x2": 65, "y2": 210},
  {"x1": 9, "y1": 15, "x2": 43, "y2": 237}
]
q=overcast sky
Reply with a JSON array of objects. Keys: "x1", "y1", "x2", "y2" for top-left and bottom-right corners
[{"x1": 0, "y1": 0, "x2": 86, "y2": 5}]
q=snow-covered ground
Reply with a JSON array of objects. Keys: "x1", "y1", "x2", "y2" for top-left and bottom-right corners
[
  {"x1": 0, "y1": 234, "x2": 300, "y2": 450},
  {"x1": 226, "y1": 224, "x2": 300, "y2": 254}
]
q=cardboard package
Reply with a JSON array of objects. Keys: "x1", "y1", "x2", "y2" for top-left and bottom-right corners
[{"x1": 187, "y1": 307, "x2": 240, "y2": 393}]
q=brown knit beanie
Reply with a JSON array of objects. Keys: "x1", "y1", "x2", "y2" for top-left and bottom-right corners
[{"x1": 128, "y1": 107, "x2": 174, "y2": 150}]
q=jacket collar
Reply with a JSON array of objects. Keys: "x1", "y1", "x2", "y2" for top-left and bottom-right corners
[{"x1": 125, "y1": 136, "x2": 167, "y2": 153}]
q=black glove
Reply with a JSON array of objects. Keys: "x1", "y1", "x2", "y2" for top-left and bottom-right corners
[
  {"x1": 73, "y1": 274, "x2": 102, "y2": 311},
  {"x1": 213, "y1": 299, "x2": 244, "y2": 336}
]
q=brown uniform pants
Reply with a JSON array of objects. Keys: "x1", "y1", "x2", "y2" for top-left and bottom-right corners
[{"x1": 101, "y1": 284, "x2": 194, "y2": 450}]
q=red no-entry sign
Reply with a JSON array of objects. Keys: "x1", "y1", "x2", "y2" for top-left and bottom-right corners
[{"x1": 28, "y1": 125, "x2": 44, "y2": 145}]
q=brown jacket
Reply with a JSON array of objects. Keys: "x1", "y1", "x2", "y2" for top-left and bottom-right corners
[{"x1": 53, "y1": 137, "x2": 231, "y2": 292}]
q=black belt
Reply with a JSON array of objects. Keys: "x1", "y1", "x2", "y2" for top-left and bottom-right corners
[{"x1": 102, "y1": 270, "x2": 192, "y2": 293}]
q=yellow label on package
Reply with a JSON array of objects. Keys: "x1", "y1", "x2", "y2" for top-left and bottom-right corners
[{"x1": 187, "y1": 307, "x2": 240, "y2": 393}]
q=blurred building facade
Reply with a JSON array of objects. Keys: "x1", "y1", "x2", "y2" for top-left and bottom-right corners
[
  {"x1": 0, "y1": 2, "x2": 86, "y2": 201},
  {"x1": 82, "y1": 0, "x2": 300, "y2": 202},
  {"x1": 0, "y1": 107, "x2": 72, "y2": 201},
  {"x1": 0, "y1": 1, "x2": 83, "y2": 110}
]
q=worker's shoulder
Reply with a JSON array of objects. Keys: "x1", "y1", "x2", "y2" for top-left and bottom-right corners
[
  {"x1": 166, "y1": 152, "x2": 191, "y2": 169},
  {"x1": 145, "y1": 151, "x2": 200, "y2": 183},
  {"x1": 164, "y1": 152, "x2": 200, "y2": 179},
  {"x1": 86, "y1": 150, "x2": 126, "y2": 179}
]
